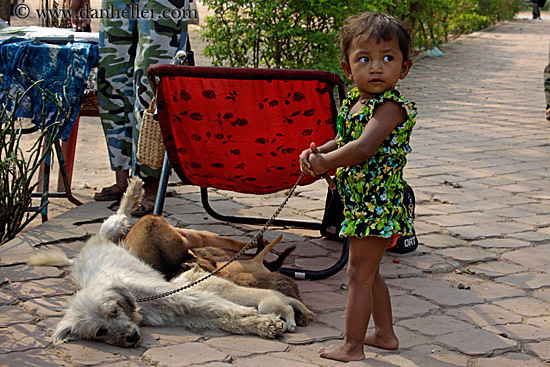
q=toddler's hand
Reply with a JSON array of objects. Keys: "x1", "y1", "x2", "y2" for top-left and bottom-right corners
[
  {"x1": 308, "y1": 142, "x2": 328, "y2": 176},
  {"x1": 299, "y1": 146, "x2": 314, "y2": 176}
]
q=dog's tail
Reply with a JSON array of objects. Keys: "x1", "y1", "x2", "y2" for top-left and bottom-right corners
[
  {"x1": 264, "y1": 245, "x2": 295, "y2": 272},
  {"x1": 27, "y1": 248, "x2": 73, "y2": 267},
  {"x1": 252, "y1": 234, "x2": 283, "y2": 265},
  {"x1": 118, "y1": 176, "x2": 144, "y2": 218},
  {"x1": 98, "y1": 176, "x2": 144, "y2": 243}
]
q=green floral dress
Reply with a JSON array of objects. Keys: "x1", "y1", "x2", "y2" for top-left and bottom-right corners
[{"x1": 335, "y1": 88, "x2": 416, "y2": 239}]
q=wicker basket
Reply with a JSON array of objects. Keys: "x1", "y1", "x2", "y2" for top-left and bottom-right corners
[{"x1": 137, "y1": 98, "x2": 165, "y2": 168}]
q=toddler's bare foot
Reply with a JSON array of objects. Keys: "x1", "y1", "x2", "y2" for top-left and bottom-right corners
[
  {"x1": 364, "y1": 331, "x2": 399, "y2": 350},
  {"x1": 318, "y1": 343, "x2": 364, "y2": 362}
]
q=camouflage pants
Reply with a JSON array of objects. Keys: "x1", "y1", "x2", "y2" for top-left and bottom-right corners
[{"x1": 97, "y1": 0, "x2": 188, "y2": 178}]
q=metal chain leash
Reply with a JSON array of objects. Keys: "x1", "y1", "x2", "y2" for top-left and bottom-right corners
[{"x1": 136, "y1": 172, "x2": 305, "y2": 303}]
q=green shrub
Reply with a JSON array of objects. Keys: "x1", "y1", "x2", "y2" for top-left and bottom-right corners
[{"x1": 200, "y1": 0, "x2": 522, "y2": 74}]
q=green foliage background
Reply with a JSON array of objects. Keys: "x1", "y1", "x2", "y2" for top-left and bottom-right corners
[{"x1": 200, "y1": 0, "x2": 522, "y2": 75}]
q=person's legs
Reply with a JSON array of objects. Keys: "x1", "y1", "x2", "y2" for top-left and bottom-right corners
[
  {"x1": 318, "y1": 236, "x2": 391, "y2": 362},
  {"x1": 364, "y1": 269, "x2": 399, "y2": 349},
  {"x1": 131, "y1": 0, "x2": 189, "y2": 214},
  {"x1": 533, "y1": 3, "x2": 541, "y2": 19},
  {"x1": 544, "y1": 50, "x2": 550, "y2": 120},
  {"x1": 95, "y1": 0, "x2": 137, "y2": 200}
]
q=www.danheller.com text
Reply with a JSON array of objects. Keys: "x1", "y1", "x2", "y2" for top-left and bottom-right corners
[{"x1": 27, "y1": 4, "x2": 198, "y2": 20}]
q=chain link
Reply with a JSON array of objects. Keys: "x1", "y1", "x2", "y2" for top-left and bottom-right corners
[{"x1": 136, "y1": 173, "x2": 305, "y2": 303}]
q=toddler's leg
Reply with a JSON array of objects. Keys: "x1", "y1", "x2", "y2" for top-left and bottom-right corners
[
  {"x1": 318, "y1": 236, "x2": 391, "y2": 362},
  {"x1": 364, "y1": 270, "x2": 399, "y2": 349}
]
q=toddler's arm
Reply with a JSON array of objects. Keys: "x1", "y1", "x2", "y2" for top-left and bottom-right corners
[
  {"x1": 308, "y1": 100, "x2": 406, "y2": 175},
  {"x1": 299, "y1": 137, "x2": 338, "y2": 176}
]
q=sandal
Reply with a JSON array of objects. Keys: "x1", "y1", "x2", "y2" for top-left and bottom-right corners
[
  {"x1": 94, "y1": 184, "x2": 126, "y2": 201},
  {"x1": 132, "y1": 197, "x2": 155, "y2": 217}
]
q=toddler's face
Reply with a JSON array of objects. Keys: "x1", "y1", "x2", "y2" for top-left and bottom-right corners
[{"x1": 342, "y1": 36, "x2": 411, "y2": 101}]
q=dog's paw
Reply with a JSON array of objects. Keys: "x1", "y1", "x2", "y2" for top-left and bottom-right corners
[
  {"x1": 295, "y1": 309, "x2": 315, "y2": 327},
  {"x1": 258, "y1": 315, "x2": 285, "y2": 338},
  {"x1": 286, "y1": 320, "x2": 296, "y2": 333}
]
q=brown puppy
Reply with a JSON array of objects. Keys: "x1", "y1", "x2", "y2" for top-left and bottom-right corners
[
  {"x1": 124, "y1": 214, "x2": 253, "y2": 280},
  {"x1": 188, "y1": 235, "x2": 302, "y2": 302}
]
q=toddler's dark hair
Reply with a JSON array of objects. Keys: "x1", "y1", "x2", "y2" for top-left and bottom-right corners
[{"x1": 340, "y1": 12, "x2": 411, "y2": 63}]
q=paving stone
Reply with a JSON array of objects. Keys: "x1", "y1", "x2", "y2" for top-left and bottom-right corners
[
  {"x1": 315, "y1": 310, "x2": 345, "y2": 331},
  {"x1": 0, "y1": 348, "x2": 71, "y2": 366},
  {"x1": 471, "y1": 238, "x2": 531, "y2": 249},
  {"x1": 507, "y1": 231, "x2": 550, "y2": 243},
  {"x1": 483, "y1": 323, "x2": 550, "y2": 342},
  {"x1": 204, "y1": 335, "x2": 288, "y2": 357},
  {"x1": 388, "y1": 277, "x2": 485, "y2": 307},
  {"x1": 446, "y1": 221, "x2": 533, "y2": 240},
  {"x1": 0, "y1": 264, "x2": 64, "y2": 282},
  {"x1": 435, "y1": 329, "x2": 517, "y2": 356},
  {"x1": 532, "y1": 288, "x2": 550, "y2": 302},
  {"x1": 393, "y1": 325, "x2": 431, "y2": 350},
  {"x1": 281, "y1": 323, "x2": 342, "y2": 345},
  {"x1": 473, "y1": 352, "x2": 548, "y2": 367},
  {"x1": 0, "y1": 304, "x2": 36, "y2": 326},
  {"x1": 290, "y1": 343, "x2": 400, "y2": 367},
  {"x1": 493, "y1": 297, "x2": 550, "y2": 317},
  {"x1": 105, "y1": 361, "x2": 150, "y2": 367},
  {"x1": 383, "y1": 343, "x2": 470, "y2": 367},
  {"x1": 231, "y1": 353, "x2": 318, "y2": 367},
  {"x1": 138, "y1": 326, "x2": 201, "y2": 349},
  {"x1": 502, "y1": 246, "x2": 550, "y2": 268},
  {"x1": 0, "y1": 288, "x2": 17, "y2": 305},
  {"x1": 380, "y1": 259, "x2": 423, "y2": 279},
  {"x1": 397, "y1": 314, "x2": 473, "y2": 336},
  {"x1": 446, "y1": 304, "x2": 522, "y2": 327},
  {"x1": 299, "y1": 290, "x2": 347, "y2": 312},
  {"x1": 143, "y1": 342, "x2": 230, "y2": 367},
  {"x1": 57, "y1": 340, "x2": 141, "y2": 366},
  {"x1": 400, "y1": 253, "x2": 459, "y2": 273},
  {"x1": 468, "y1": 261, "x2": 527, "y2": 278},
  {"x1": 440, "y1": 273, "x2": 526, "y2": 300},
  {"x1": 418, "y1": 233, "x2": 468, "y2": 249},
  {"x1": 525, "y1": 341, "x2": 550, "y2": 362},
  {"x1": 20, "y1": 295, "x2": 70, "y2": 318},
  {"x1": 436, "y1": 247, "x2": 497, "y2": 263},
  {"x1": 0, "y1": 324, "x2": 50, "y2": 353},
  {"x1": 4, "y1": 278, "x2": 73, "y2": 300},
  {"x1": 496, "y1": 272, "x2": 550, "y2": 290},
  {"x1": 527, "y1": 316, "x2": 550, "y2": 330},
  {"x1": 391, "y1": 294, "x2": 440, "y2": 319}
]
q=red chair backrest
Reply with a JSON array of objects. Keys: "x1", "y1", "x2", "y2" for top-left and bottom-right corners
[{"x1": 149, "y1": 65, "x2": 341, "y2": 194}]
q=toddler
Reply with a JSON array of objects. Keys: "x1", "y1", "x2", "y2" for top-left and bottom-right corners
[{"x1": 299, "y1": 12, "x2": 416, "y2": 362}]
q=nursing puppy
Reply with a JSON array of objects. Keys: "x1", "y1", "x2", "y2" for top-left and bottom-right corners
[{"x1": 124, "y1": 214, "x2": 252, "y2": 280}]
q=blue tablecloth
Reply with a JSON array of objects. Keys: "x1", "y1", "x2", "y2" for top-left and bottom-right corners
[{"x1": 0, "y1": 37, "x2": 99, "y2": 141}]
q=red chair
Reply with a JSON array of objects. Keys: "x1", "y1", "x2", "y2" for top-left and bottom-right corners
[{"x1": 148, "y1": 64, "x2": 349, "y2": 280}]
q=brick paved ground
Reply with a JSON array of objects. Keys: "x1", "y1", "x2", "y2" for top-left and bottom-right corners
[{"x1": 1, "y1": 15, "x2": 550, "y2": 367}]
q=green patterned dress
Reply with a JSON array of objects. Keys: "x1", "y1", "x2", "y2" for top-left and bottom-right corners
[{"x1": 335, "y1": 88, "x2": 416, "y2": 239}]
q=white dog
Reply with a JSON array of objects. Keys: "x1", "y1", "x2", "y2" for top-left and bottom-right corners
[{"x1": 30, "y1": 177, "x2": 314, "y2": 347}]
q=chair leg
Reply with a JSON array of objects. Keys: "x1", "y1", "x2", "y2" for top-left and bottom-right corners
[
  {"x1": 153, "y1": 152, "x2": 172, "y2": 215},
  {"x1": 279, "y1": 237, "x2": 349, "y2": 280},
  {"x1": 200, "y1": 187, "x2": 322, "y2": 229}
]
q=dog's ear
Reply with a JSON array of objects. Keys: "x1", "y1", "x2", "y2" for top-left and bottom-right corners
[
  {"x1": 111, "y1": 286, "x2": 142, "y2": 323},
  {"x1": 52, "y1": 318, "x2": 74, "y2": 345}
]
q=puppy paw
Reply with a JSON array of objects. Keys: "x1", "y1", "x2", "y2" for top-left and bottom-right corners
[
  {"x1": 295, "y1": 309, "x2": 315, "y2": 326},
  {"x1": 258, "y1": 315, "x2": 285, "y2": 338}
]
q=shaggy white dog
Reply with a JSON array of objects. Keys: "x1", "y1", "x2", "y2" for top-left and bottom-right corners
[{"x1": 31, "y1": 177, "x2": 313, "y2": 347}]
